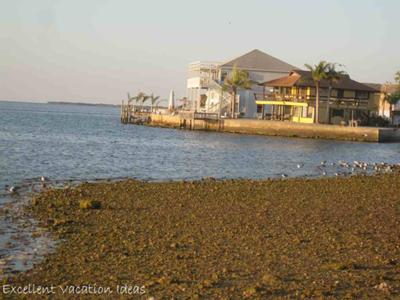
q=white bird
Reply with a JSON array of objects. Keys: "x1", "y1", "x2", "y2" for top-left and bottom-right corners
[
  {"x1": 297, "y1": 164, "x2": 303, "y2": 169},
  {"x1": 322, "y1": 171, "x2": 327, "y2": 176},
  {"x1": 8, "y1": 186, "x2": 18, "y2": 193},
  {"x1": 320, "y1": 161, "x2": 326, "y2": 166},
  {"x1": 281, "y1": 174, "x2": 288, "y2": 178}
]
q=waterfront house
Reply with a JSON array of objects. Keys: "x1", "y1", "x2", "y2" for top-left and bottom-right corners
[
  {"x1": 364, "y1": 83, "x2": 400, "y2": 125},
  {"x1": 186, "y1": 49, "x2": 296, "y2": 118},
  {"x1": 257, "y1": 70, "x2": 380, "y2": 125}
]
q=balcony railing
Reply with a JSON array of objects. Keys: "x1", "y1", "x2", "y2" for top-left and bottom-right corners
[{"x1": 256, "y1": 93, "x2": 369, "y2": 105}]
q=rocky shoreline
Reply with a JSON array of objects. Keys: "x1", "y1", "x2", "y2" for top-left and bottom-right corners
[{"x1": 2, "y1": 173, "x2": 400, "y2": 298}]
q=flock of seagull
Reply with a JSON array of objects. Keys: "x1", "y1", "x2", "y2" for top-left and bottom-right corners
[
  {"x1": 3, "y1": 163, "x2": 399, "y2": 194},
  {"x1": 282, "y1": 160, "x2": 399, "y2": 178}
]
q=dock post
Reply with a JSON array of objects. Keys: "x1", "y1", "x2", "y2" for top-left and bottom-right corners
[{"x1": 121, "y1": 100, "x2": 124, "y2": 123}]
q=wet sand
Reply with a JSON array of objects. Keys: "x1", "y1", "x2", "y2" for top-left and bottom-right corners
[{"x1": 3, "y1": 173, "x2": 400, "y2": 299}]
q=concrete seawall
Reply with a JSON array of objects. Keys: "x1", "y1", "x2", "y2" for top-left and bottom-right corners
[{"x1": 147, "y1": 114, "x2": 400, "y2": 143}]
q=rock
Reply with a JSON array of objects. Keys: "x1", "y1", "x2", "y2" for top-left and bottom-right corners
[
  {"x1": 202, "y1": 279, "x2": 213, "y2": 288},
  {"x1": 157, "y1": 276, "x2": 171, "y2": 285},
  {"x1": 79, "y1": 199, "x2": 101, "y2": 209},
  {"x1": 243, "y1": 286, "x2": 260, "y2": 298},
  {"x1": 262, "y1": 272, "x2": 278, "y2": 285},
  {"x1": 321, "y1": 262, "x2": 347, "y2": 271},
  {"x1": 211, "y1": 272, "x2": 219, "y2": 282},
  {"x1": 374, "y1": 282, "x2": 390, "y2": 292}
]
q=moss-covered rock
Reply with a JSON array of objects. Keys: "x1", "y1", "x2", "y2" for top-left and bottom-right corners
[{"x1": 79, "y1": 199, "x2": 101, "y2": 209}]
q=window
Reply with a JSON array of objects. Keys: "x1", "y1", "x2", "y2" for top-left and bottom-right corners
[
  {"x1": 256, "y1": 104, "x2": 263, "y2": 113},
  {"x1": 344, "y1": 90, "x2": 356, "y2": 98},
  {"x1": 356, "y1": 91, "x2": 369, "y2": 99},
  {"x1": 331, "y1": 109, "x2": 344, "y2": 118}
]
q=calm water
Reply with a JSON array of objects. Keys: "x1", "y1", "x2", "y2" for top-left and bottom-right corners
[
  {"x1": 1, "y1": 101, "x2": 400, "y2": 192},
  {"x1": 0, "y1": 101, "x2": 400, "y2": 276}
]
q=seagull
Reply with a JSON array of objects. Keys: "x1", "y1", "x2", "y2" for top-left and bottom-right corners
[
  {"x1": 281, "y1": 174, "x2": 288, "y2": 178},
  {"x1": 320, "y1": 161, "x2": 327, "y2": 166},
  {"x1": 334, "y1": 172, "x2": 340, "y2": 177},
  {"x1": 7, "y1": 186, "x2": 18, "y2": 194},
  {"x1": 40, "y1": 176, "x2": 46, "y2": 182},
  {"x1": 297, "y1": 163, "x2": 303, "y2": 169},
  {"x1": 322, "y1": 171, "x2": 327, "y2": 176}
]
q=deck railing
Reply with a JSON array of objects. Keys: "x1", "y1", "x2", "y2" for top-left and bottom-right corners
[{"x1": 256, "y1": 93, "x2": 369, "y2": 105}]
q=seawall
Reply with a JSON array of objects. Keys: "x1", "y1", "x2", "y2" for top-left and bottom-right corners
[{"x1": 146, "y1": 114, "x2": 400, "y2": 143}]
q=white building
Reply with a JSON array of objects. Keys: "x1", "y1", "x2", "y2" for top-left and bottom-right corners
[{"x1": 186, "y1": 49, "x2": 297, "y2": 118}]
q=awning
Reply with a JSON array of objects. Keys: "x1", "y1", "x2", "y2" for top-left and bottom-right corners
[{"x1": 256, "y1": 100, "x2": 308, "y2": 107}]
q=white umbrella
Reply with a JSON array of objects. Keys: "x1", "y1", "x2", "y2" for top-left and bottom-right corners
[{"x1": 168, "y1": 90, "x2": 175, "y2": 110}]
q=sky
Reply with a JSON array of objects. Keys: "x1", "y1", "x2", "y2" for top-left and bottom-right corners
[{"x1": 0, "y1": 0, "x2": 399, "y2": 104}]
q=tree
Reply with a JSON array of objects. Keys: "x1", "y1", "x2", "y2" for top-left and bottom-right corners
[
  {"x1": 223, "y1": 64, "x2": 252, "y2": 118},
  {"x1": 141, "y1": 94, "x2": 150, "y2": 110},
  {"x1": 150, "y1": 94, "x2": 160, "y2": 112},
  {"x1": 127, "y1": 92, "x2": 137, "y2": 107},
  {"x1": 304, "y1": 61, "x2": 330, "y2": 124},
  {"x1": 386, "y1": 91, "x2": 400, "y2": 125},
  {"x1": 395, "y1": 71, "x2": 400, "y2": 85},
  {"x1": 219, "y1": 85, "x2": 228, "y2": 118},
  {"x1": 384, "y1": 72, "x2": 400, "y2": 125},
  {"x1": 325, "y1": 63, "x2": 346, "y2": 124}
]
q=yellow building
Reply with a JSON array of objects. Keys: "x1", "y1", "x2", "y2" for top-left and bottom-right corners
[
  {"x1": 256, "y1": 70, "x2": 380, "y2": 125},
  {"x1": 364, "y1": 83, "x2": 400, "y2": 125}
]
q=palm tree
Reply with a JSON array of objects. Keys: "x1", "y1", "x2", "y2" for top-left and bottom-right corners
[
  {"x1": 325, "y1": 63, "x2": 346, "y2": 124},
  {"x1": 218, "y1": 84, "x2": 228, "y2": 119},
  {"x1": 395, "y1": 71, "x2": 400, "y2": 85},
  {"x1": 127, "y1": 92, "x2": 134, "y2": 104},
  {"x1": 150, "y1": 94, "x2": 160, "y2": 112},
  {"x1": 386, "y1": 91, "x2": 400, "y2": 125},
  {"x1": 223, "y1": 64, "x2": 252, "y2": 118},
  {"x1": 141, "y1": 94, "x2": 150, "y2": 111},
  {"x1": 305, "y1": 61, "x2": 330, "y2": 124},
  {"x1": 384, "y1": 72, "x2": 400, "y2": 125},
  {"x1": 126, "y1": 92, "x2": 138, "y2": 121},
  {"x1": 134, "y1": 92, "x2": 145, "y2": 111}
]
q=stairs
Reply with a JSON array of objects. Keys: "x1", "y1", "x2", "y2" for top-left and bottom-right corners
[{"x1": 203, "y1": 79, "x2": 232, "y2": 115}]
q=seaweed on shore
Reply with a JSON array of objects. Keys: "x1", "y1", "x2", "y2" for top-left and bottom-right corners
[{"x1": 3, "y1": 173, "x2": 400, "y2": 299}]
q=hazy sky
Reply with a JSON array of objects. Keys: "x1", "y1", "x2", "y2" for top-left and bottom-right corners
[{"x1": 1, "y1": 0, "x2": 399, "y2": 104}]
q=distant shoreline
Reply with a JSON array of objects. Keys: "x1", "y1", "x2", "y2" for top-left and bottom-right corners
[
  {"x1": 47, "y1": 101, "x2": 119, "y2": 107},
  {"x1": 0, "y1": 100, "x2": 120, "y2": 107}
]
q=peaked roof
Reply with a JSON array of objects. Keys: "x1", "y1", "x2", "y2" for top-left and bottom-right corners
[
  {"x1": 262, "y1": 70, "x2": 379, "y2": 92},
  {"x1": 220, "y1": 49, "x2": 297, "y2": 72}
]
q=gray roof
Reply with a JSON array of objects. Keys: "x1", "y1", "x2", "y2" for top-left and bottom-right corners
[
  {"x1": 220, "y1": 49, "x2": 297, "y2": 72},
  {"x1": 363, "y1": 83, "x2": 399, "y2": 94}
]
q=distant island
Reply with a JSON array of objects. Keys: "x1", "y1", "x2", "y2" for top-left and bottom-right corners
[{"x1": 47, "y1": 101, "x2": 120, "y2": 107}]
